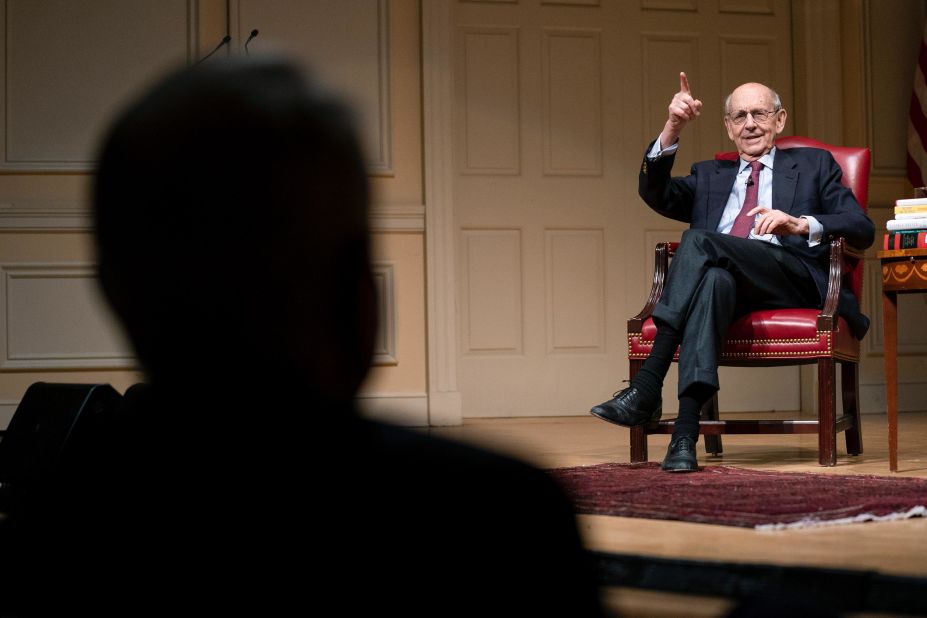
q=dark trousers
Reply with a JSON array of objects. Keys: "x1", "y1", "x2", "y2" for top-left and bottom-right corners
[{"x1": 651, "y1": 229, "x2": 820, "y2": 396}]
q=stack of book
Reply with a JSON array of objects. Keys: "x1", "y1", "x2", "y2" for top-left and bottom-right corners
[{"x1": 884, "y1": 197, "x2": 927, "y2": 249}]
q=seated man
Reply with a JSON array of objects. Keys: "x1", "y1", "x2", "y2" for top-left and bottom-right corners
[
  {"x1": 590, "y1": 73, "x2": 874, "y2": 473},
  {"x1": 0, "y1": 59, "x2": 603, "y2": 616}
]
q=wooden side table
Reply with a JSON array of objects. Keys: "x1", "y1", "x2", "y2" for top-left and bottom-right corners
[{"x1": 878, "y1": 247, "x2": 927, "y2": 471}]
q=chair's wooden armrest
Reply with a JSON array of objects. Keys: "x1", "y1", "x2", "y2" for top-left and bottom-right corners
[
  {"x1": 817, "y1": 237, "x2": 848, "y2": 331},
  {"x1": 628, "y1": 242, "x2": 673, "y2": 331}
]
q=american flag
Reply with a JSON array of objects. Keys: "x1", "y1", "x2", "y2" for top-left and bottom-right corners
[{"x1": 909, "y1": 19, "x2": 927, "y2": 189}]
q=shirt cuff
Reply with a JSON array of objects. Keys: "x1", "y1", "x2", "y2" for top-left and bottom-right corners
[
  {"x1": 647, "y1": 137, "x2": 679, "y2": 160},
  {"x1": 802, "y1": 215, "x2": 823, "y2": 247}
]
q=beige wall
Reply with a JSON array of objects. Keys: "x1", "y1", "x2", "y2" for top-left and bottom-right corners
[
  {"x1": 1, "y1": 0, "x2": 923, "y2": 429},
  {"x1": 421, "y1": 0, "x2": 927, "y2": 422},
  {"x1": 794, "y1": 0, "x2": 927, "y2": 414},
  {"x1": 854, "y1": 0, "x2": 927, "y2": 413},
  {"x1": 0, "y1": 0, "x2": 428, "y2": 427}
]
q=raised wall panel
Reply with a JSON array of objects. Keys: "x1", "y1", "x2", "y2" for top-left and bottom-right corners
[
  {"x1": 457, "y1": 26, "x2": 521, "y2": 175},
  {"x1": 0, "y1": 0, "x2": 195, "y2": 171},
  {"x1": 719, "y1": 35, "x2": 778, "y2": 96},
  {"x1": 642, "y1": 33, "x2": 700, "y2": 154},
  {"x1": 866, "y1": 0, "x2": 925, "y2": 176},
  {"x1": 233, "y1": 0, "x2": 392, "y2": 174},
  {"x1": 542, "y1": 29, "x2": 602, "y2": 176},
  {"x1": 0, "y1": 264, "x2": 133, "y2": 369},
  {"x1": 641, "y1": 0, "x2": 697, "y2": 11},
  {"x1": 719, "y1": 32, "x2": 779, "y2": 155},
  {"x1": 460, "y1": 229, "x2": 523, "y2": 354},
  {"x1": 545, "y1": 229, "x2": 604, "y2": 353},
  {"x1": 719, "y1": 0, "x2": 774, "y2": 14},
  {"x1": 371, "y1": 262, "x2": 397, "y2": 365}
]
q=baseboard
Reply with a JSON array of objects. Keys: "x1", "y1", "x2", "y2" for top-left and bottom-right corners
[
  {"x1": 356, "y1": 392, "x2": 428, "y2": 427},
  {"x1": 0, "y1": 393, "x2": 433, "y2": 431},
  {"x1": 860, "y1": 381, "x2": 927, "y2": 414}
]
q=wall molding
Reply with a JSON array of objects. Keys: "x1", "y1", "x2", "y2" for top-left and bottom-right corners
[
  {"x1": 369, "y1": 203, "x2": 425, "y2": 232},
  {"x1": 0, "y1": 201, "x2": 424, "y2": 232},
  {"x1": 0, "y1": 262, "x2": 135, "y2": 370},
  {"x1": 541, "y1": 27, "x2": 602, "y2": 176},
  {"x1": 371, "y1": 262, "x2": 397, "y2": 365},
  {"x1": 0, "y1": 201, "x2": 90, "y2": 231},
  {"x1": 422, "y1": 0, "x2": 463, "y2": 425},
  {"x1": 0, "y1": 394, "x2": 435, "y2": 431},
  {"x1": 370, "y1": 0, "x2": 393, "y2": 175},
  {"x1": 456, "y1": 25, "x2": 522, "y2": 176},
  {"x1": 0, "y1": 0, "x2": 199, "y2": 171}
]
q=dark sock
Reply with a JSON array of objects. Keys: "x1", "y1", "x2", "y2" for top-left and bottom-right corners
[
  {"x1": 672, "y1": 383, "x2": 717, "y2": 442},
  {"x1": 632, "y1": 319, "x2": 680, "y2": 405}
]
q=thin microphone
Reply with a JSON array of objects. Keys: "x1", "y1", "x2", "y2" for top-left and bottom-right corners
[
  {"x1": 244, "y1": 29, "x2": 259, "y2": 56},
  {"x1": 745, "y1": 175, "x2": 754, "y2": 187},
  {"x1": 197, "y1": 35, "x2": 231, "y2": 64}
]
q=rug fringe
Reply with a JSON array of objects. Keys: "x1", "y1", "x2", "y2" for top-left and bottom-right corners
[{"x1": 755, "y1": 505, "x2": 927, "y2": 531}]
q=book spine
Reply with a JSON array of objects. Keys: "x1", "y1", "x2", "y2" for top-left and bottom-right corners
[
  {"x1": 886, "y1": 218, "x2": 927, "y2": 231},
  {"x1": 895, "y1": 197, "x2": 927, "y2": 207},
  {"x1": 883, "y1": 231, "x2": 927, "y2": 249}
]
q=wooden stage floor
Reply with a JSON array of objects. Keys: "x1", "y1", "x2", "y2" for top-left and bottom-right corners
[{"x1": 429, "y1": 411, "x2": 927, "y2": 617}]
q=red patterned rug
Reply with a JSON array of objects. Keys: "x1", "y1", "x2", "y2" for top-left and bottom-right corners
[{"x1": 549, "y1": 462, "x2": 927, "y2": 530}]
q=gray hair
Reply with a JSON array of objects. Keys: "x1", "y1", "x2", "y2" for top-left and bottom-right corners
[{"x1": 724, "y1": 85, "x2": 782, "y2": 115}]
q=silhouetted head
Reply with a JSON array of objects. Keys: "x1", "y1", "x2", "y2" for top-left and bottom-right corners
[{"x1": 93, "y1": 58, "x2": 375, "y2": 405}]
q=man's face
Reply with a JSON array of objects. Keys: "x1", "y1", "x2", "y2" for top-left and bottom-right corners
[{"x1": 724, "y1": 83, "x2": 787, "y2": 161}]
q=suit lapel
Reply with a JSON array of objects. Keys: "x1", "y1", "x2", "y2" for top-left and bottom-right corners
[
  {"x1": 772, "y1": 147, "x2": 798, "y2": 214},
  {"x1": 707, "y1": 160, "x2": 738, "y2": 231}
]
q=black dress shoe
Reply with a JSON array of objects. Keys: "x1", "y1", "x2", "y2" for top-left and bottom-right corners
[
  {"x1": 661, "y1": 436, "x2": 698, "y2": 472},
  {"x1": 590, "y1": 387, "x2": 661, "y2": 427}
]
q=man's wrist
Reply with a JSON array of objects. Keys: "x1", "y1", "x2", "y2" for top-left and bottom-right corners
[
  {"x1": 800, "y1": 215, "x2": 823, "y2": 246},
  {"x1": 649, "y1": 133, "x2": 679, "y2": 160},
  {"x1": 658, "y1": 125, "x2": 679, "y2": 151}
]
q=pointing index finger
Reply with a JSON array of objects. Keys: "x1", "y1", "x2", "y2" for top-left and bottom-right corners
[{"x1": 679, "y1": 72, "x2": 691, "y2": 95}]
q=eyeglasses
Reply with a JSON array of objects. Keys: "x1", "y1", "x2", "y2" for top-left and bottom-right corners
[{"x1": 727, "y1": 109, "x2": 779, "y2": 125}]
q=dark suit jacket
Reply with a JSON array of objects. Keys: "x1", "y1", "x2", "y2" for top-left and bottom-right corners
[
  {"x1": 638, "y1": 142, "x2": 875, "y2": 338},
  {"x1": 0, "y1": 382, "x2": 604, "y2": 617}
]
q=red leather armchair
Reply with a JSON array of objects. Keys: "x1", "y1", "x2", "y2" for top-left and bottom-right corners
[{"x1": 627, "y1": 136, "x2": 870, "y2": 466}]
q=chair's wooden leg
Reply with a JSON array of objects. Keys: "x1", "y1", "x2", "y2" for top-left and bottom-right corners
[
  {"x1": 629, "y1": 359, "x2": 643, "y2": 381},
  {"x1": 702, "y1": 393, "x2": 722, "y2": 456},
  {"x1": 818, "y1": 358, "x2": 837, "y2": 466},
  {"x1": 628, "y1": 359, "x2": 647, "y2": 462},
  {"x1": 630, "y1": 425, "x2": 648, "y2": 463},
  {"x1": 842, "y1": 361, "x2": 863, "y2": 456}
]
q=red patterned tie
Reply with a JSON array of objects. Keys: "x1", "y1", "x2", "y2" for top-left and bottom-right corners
[{"x1": 729, "y1": 160, "x2": 763, "y2": 238}]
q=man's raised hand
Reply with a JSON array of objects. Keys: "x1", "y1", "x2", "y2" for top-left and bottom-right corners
[{"x1": 659, "y1": 72, "x2": 702, "y2": 149}]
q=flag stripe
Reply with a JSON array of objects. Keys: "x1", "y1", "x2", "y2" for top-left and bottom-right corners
[{"x1": 909, "y1": 23, "x2": 927, "y2": 188}]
